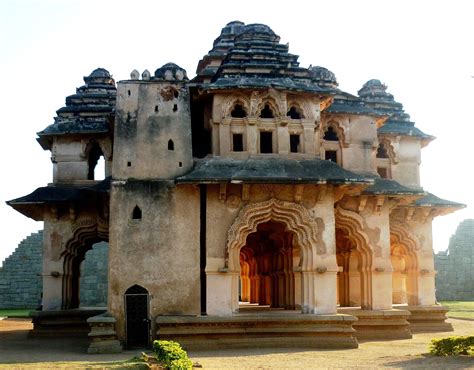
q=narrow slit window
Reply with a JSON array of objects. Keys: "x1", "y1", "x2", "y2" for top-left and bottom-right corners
[
  {"x1": 132, "y1": 206, "x2": 142, "y2": 220},
  {"x1": 376, "y1": 143, "x2": 389, "y2": 158},
  {"x1": 179, "y1": 161, "x2": 183, "y2": 167},
  {"x1": 168, "y1": 139, "x2": 174, "y2": 151},
  {"x1": 233, "y1": 134, "x2": 244, "y2": 152},
  {"x1": 127, "y1": 161, "x2": 132, "y2": 167},
  {"x1": 260, "y1": 132, "x2": 273, "y2": 153},
  {"x1": 155, "y1": 105, "x2": 159, "y2": 113},
  {"x1": 325, "y1": 150, "x2": 337, "y2": 162},
  {"x1": 173, "y1": 104, "x2": 178, "y2": 112},
  {"x1": 259, "y1": 104, "x2": 274, "y2": 119},
  {"x1": 290, "y1": 134, "x2": 300, "y2": 153}
]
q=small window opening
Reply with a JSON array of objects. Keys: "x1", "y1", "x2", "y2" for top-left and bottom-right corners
[
  {"x1": 325, "y1": 150, "x2": 338, "y2": 162},
  {"x1": 290, "y1": 134, "x2": 300, "y2": 153},
  {"x1": 323, "y1": 126, "x2": 339, "y2": 141},
  {"x1": 168, "y1": 139, "x2": 174, "y2": 151},
  {"x1": 173, "y1": 104, "x2": 178, "y2": 112},
  {"x1": 260, "y1": 132, "x2": 273, "y2": 153},
  {"x1": 231, "y1": 104, "x2": 247, "y2": 118},
  {"x1": 155, "y1": 105, "x2": 159, "y2": 113},
  {"x1": 127, "y1": 90, "x2": 131, "y2": 96},
  {"x1": 377, "y1": 167, "x2": 388, "y2": 178},
  {"x1": 127, "y1": 161, "x2": 132, "y2": 167},
  {"x1": 179, "y1": 162, "x2": 183, "y2": 167},
  {"x1": 174, "y1": 91, "x2": 179, "y2": 98},
  {"x1": 260, "y1": 104, "x2": 274, "y2": 119},
  {"x1": 132, "y1": 206, "x2": 142, "y2": 220},
  {"x1": 87, "y1": 143, "x2": 105, "y2": 180},
  {"x1": 233, "y1": 134, "x2": 244, "y2": 152},
  {"x1": 287, "y1": 106, "x2": 302, "y2": 119},
  {"x1": 376, "y1": 143, "x2": 389, "y2": 159}
]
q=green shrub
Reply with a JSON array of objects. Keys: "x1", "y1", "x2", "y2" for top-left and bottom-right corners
[
  {"x1": 153, "y1": 340, "x2": 192, "y2": 370},
  {"x1": 430, "y1": 336, "x2": 474, "y2": 356}
]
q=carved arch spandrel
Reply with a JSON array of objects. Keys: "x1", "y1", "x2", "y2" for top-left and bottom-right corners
[
  {"x1": 226, "y1": 198, "x2": 322, "y2": 272},
  {"x1": 321, "y1": 119, "x2": 348, "y2": 147},
  {"x1": 378, "y1": 138, "x2": 398, "y2": 164},
  {"x1": 222, "y1": 94, "x2": 251, "y2": 119},
  {"x1": 390, "y1": 221, "x2": 421, "y2": 252}
]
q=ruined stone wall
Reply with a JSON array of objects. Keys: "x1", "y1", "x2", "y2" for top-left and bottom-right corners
[
  {"x1": 0, "y1": 231, "x2": 43, "y2": 308},
  {"x1": 0, "y1": 231, "x2": 108, "y2": 308},
  {"x1": 435, "y1": 219, "x2": 474, "y2": 301}
]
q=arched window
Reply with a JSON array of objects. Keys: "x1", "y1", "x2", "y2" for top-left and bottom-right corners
[
  {"x1": 287, "y1": 106, "x2": 303, "y2": 119},
  {"x1": 231, "y1": 104, "x2": 247, "y2": 118},
  {"x1": 168, "y1": 139, "x2": 174, "y2": 151},
  {"x1": 376, "y1": 143, "x2": 389, "y2": 158},
  {"x1": 259, "y1": 104, "x2": 274, "y2": 119},
  {"x1": 323, "y1": 126, "x2": 339, "y2": 141},
  {"x1": 87, "y1": 143, "x2": 105, "y2": 180},
  {"x1": 132, "y1": 205, "x2": 142, "y2": 220}
]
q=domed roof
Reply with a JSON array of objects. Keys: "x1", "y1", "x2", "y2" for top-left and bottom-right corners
[
  {"x1": 84, "y1": 68, "x2": 115, "y2": 86},
  {"x1": 154, "y1": 62, "x2": 188, "y2": 81},
  {"x1": 309, "y1": 66, "x2": 338, "y2": 88},
  {"x1": 357, "y1": 79, "x2": 391, "y2": 99},
  {"x1": 220, "y1": 21, "x2": 245, "y2": 36},
  {"x1": 236, "y1": 23, "x2": 280, "y2": 42}
]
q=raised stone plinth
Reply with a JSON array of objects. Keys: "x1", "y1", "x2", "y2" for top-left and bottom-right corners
[
  {"x1": 29, "y1": 308, "x2": 106, "y2": 337},
  {"x1": 87, "y1": 312, "x2": 122, "y2": 354},
  {"x1": 338, "y1": 307, "x2": 412, "y2": 340},
  {"x1": 155, "y1": 313, "x2": 358, "y2": 350},
  {"x1": 406, "y1": 305, "x2": 453, "y2": 332}
]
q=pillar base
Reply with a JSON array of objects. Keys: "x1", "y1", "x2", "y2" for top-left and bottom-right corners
[
  {"x1": 406, "y1": 305, "x2": 453, "y2": 333},
  {"x1": 156, "y1": 313, "x2": 358, "y2": 350},
  {"x1": 338, "y1": 307, "x2": 412, "y2": 340},
  {"x1": 29, "y1": 308, "x2": 106, "y2": 338},
  {"x1": 87, "y1": 312, "x2": 123, "y2": 354}
]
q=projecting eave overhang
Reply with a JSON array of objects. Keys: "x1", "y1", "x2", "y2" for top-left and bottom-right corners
[
  {"x1": 176, "y1": 158, "x2": 373, "y2": 187},
  {"x1": 357, "y1": 177, "x2": 426, "y2": 206},
  {"x1": 6, "y1": 178, "x2": 111, "y2": 221},
  {"x1": 411, "y1": 192, "x2": 465, "y2": 216},
  {"x1": 190, "y1": 77, "x2": 338, "y2": 97}
]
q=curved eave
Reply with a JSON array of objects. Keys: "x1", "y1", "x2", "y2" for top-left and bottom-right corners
[{"x1": 176, "y1": 158, "x2": 373, "y2": 186}]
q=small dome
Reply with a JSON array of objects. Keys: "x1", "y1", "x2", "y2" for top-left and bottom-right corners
[
  {"x1": 358, "y1": 79, "x2": 391, "y2": 98},
  {"x1": 220, "y1": 21, "x2": 245, "y2": 36},
  {"x1": 237, "y1": 23, "x2": 280, "y2": 42},
  {"x1": 154, "y1": 62, "x2": 188, "y2": 81},
  {"x1": 309, "y1": 66, "x2": 338, "y2": 88},
  {"x1": 84, "y1": 68, "x2": 114, "y2": 85}
]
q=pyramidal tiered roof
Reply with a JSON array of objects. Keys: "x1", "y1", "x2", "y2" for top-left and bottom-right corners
[
  {"x1": 358, "y1": 79, "x2": 433, "y2": 142},
  {"x1": 194, "y1": 22, "x2": 337, "y2": 94},
  {"x1": 37, "y1": 68, "x2": 116, "y2": 150}
]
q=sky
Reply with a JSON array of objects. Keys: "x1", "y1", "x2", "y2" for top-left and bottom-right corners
[{"x1": 0, "y1": 0, "x2": 473, "y2": 265}]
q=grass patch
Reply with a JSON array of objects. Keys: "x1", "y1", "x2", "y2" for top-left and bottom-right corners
[
  {"x1": 440, "y1": 301, "x2": 474, "y2": 320},
  {"x1": 0, "y1": 309, "x2": 32, "y2": 318},
  {"x1": 0, "y1": 358, "x2": 149, "y2": 369}
]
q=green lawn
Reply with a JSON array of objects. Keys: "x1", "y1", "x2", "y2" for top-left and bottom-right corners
[
  {"x1": 0, "y1": 308, "x2": 33, "y2": 318},
  {"x1": 440, "y1": 301, "x2": 474, "y2": 320}
]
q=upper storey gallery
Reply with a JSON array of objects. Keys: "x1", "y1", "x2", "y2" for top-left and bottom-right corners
[{"x1": 35, "y1": 21, "x2": 433, "y2": 188}]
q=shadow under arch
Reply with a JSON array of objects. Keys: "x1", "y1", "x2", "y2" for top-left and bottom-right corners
[
  {"x1": 390, "y1": 221, "x2": 420, "y2": 305},
  {"x1": 335, "y1": 207, "x2": 374, "y2": 309}
]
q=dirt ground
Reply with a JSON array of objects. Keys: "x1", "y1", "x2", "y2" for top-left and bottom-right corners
[{"x1": 0, "y1": 317, "x2": 473, "y2": 369}]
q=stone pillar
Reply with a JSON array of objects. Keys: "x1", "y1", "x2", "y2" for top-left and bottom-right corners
[
  {"x1": 219, "y1": 118, "x2": 231, "y2": 156},
  {"x1": 277, "y1": 122, "x2": 289, "y2": 154},
  {"x1": 247, "y1": 119, "x2": 258, "y2": 154},
  {"x1": 206, "y1": 272, "x2": 235, "y2": 315},
  {"x1": 302, "y1": 121, "x2": 315, "y2": 155}
]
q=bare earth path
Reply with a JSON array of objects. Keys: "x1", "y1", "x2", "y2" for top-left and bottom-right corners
[{"x1": 1, "y1": 317, "x2": 473, "y2": 369}]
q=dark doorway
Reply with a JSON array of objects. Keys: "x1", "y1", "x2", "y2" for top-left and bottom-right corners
[
  {"x1": 260, "y1": 132, "x2": 273, "y2": 154},
  {"x1": 125, "y1": 285, "x2": 150, "y2": 348}
]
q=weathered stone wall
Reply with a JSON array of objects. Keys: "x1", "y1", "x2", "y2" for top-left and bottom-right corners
[
  {"x1": 435, "y1": 219, "x2": 474, "y2": 301},
  {"x1": 0, "y1": 231, "x2": 43, "y2": 308},
  {"x1": 0, "y1": 231, "x2": 108, "y2": 308}
]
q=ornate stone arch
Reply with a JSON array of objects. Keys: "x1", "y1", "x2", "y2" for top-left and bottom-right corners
[
  {"x1": 255, "y1": 96, "x2": 280, "y2": 118},
  {"x1": 61, "y1": 218, "x2": 108, "y2": 309},
  {"x1": 286, "y1": 100, "x2": 306, "y2": 119},
  {"x1": 322, "y1": 120, "x2": 346, "y2": 145},
  {"x1": 226, "y1": 198, "x2": 321, "y2": 272},
  {"x1": 222, "y1": 94, "x2": 251, "y2": 119},
  {"x1": 390, "y1": 221, "x2": 420, "y2": 305},
  {"x1": 335, "y1": 207, "x2": 374, "y2": 309},
  {"x1": 377, "y1": 138, "x2": 398, "y2": 164}
]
